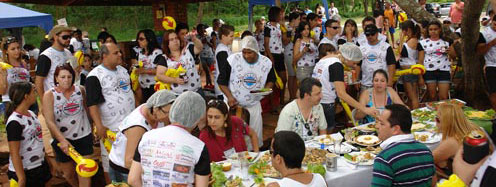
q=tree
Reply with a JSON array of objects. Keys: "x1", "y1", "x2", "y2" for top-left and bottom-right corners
[
  {"x1": 392, "y1": 0, "x2": 436, "y2": 22},
  {"x1": 461, "y1": 0, "x2": 488, "y2": 109}
]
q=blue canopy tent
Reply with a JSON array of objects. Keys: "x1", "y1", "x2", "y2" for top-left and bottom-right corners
[
  {"x1": 248, "y1": 0, "x2": 330, "y2": 31},
  {"x1": 0, "y1": 3, "x2": 54, "y2": 33}
]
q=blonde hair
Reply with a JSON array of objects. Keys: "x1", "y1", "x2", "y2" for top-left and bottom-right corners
[{"x1": 438, "y1": 103, "x2": 479, "y2": 142}]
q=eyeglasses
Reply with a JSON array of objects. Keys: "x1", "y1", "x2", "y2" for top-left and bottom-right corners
[
  {"x1": 138, "y1": 37, "x2": 146, "y2": 41},
  {"x1": 365, "y1": 33, "x2": 375, "y2": 37},
  {"x1": 304, "y1": 123, "x2": 313, "y2": 136},
  {"x1": 60, "y1": 35, "x2": 72, "y2": 40},
  {"x1": 158, "y1": 106, "x2": 169, "y2": 115},
  {"x1": 331, "y1": 26, "x2": 340, "y2": 30}
]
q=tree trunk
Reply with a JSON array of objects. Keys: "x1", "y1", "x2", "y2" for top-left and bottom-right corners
[
  {"x1": 196, "y1": 2, "x2": 204, "y2": 25},
  {"x1": 461, "y1": 0, "x2": 489, "y2": 109},
  {"x1": 364, "y1": 0, "x2": 369, "y2": 16},
  {"x1": 392, "y1": 0, "x2": 436, "y2": 22}
]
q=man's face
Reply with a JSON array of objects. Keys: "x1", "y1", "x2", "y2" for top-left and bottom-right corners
[
  {"x1": 242, "y1": 49, "x2": 258, "y2": 63},
  {"x1": 56, "y1": 31, "x2": 72, "y2": 48},
  {"x1": 178, "y1": 29, "x2": 188, "y2": 42},
  {"x1": 327, "y1": 22, "x2": 341, "y2": 36},
  {"x1": 306, "y1": 85, "x2": 322, "y2": 106},
  {"x1": 310, "y1": 18, "x2": 319, "y2": 28},
  {"x1": 366, "y1": 32, "x2": 378, "y2": 44},
  {"x1": 103, "y1": 43, "x2": 123, "y2": 66},
  {"x1": 375, "y1": 110, "x2": 395, "y2": 141}
]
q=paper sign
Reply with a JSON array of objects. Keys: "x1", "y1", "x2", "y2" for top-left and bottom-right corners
[{"x1": 57, "y1": 18, "x2": 68, "y2": 26}]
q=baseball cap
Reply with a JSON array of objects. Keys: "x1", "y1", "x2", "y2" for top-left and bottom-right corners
[
  {"x1": 48, "y1": 25, "x2": 73, "y2": 40},
  {"x1": 364, "y1": 24, "x2": 378, "y2": 36}
]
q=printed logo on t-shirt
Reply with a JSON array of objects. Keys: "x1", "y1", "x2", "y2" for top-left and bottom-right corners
[
  {"x1": 366, "y1": 52, "x2": 379, "y2": 63},
  {"x1": 242, "y1": 73, "x2": 258, "y2": 89},
  {"x1": 63, "y1": 101, "x2": 82, "y2": 116},
  {"x1": 118, "y1": 78, "x2": 131, "y2": 92},
  {"x1": 435, "y1": 47, "x2": 447, "y2": 56}
]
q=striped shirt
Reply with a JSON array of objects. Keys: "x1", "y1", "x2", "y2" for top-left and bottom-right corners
[{"x1": 372, "y1": 135, "x2": 435, "y2": 187}]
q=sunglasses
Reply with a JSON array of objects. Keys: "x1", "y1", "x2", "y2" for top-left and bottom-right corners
[
  {"x1": 60, "y1": 35, "x2": 72, "y2": 40},
  {"x1": 331, "y1": 26, "x2": 340, "y2": 30},
  {"x1": 207, "y1": 99, "x2": 225, "y2": 108},
  {"x1": 304, "y1": 123, "x2": 313, "y2": 136},
  {"x1": 365, "y1": 33, "x2": 376, "y2": 37},
  {"x1": 2, "y1": 37, "x2": 17, "y2": 50},
  {"x1": 138, "y1": 37, "x2": 146, "y2": 41}
]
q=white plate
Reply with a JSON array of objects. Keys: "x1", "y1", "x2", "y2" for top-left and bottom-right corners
[
  {"x1": 227, "y1": 152, "x2": 260, "y2": 162},
  {"x1": 327, "y1": 144, "x2": 352, "y2": 154},
  {"x1": 354, "y1": 135, "x2": 381, "y2": 147},
  {"x1": 313, "y1": 135, "x2": 334, "y2": 145},
  {"x1": 414, "y1": 132, "x2": 442, "y2": 144},
  {"x1": 344, "y1": 152, "x2": 376, "y2": 165},
  {"x1": 355, "y1": 123, "x2": 376, "y2": 132}
]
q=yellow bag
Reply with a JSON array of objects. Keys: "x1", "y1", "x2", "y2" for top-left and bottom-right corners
[
  {"x1": 74, "y1": 50, "x2": 85, "y2": 66},
  {"x1": 274, "y1": 70, "x2": 284, "y2": 89},
  {"x1": 154, "y1": 65, "x2": 187, "y2": 91},
  {"x1": 130, "y1": 61, "x2": 143, "y2": 91}
]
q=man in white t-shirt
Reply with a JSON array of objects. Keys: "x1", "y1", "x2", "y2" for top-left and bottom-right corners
[
  {"x1": 217, "y1": 36, "x2": 276, "y2": 147},
  {"x1": 329, "y1": 2, "x2": 339, "y2": 18},
  {"x1": 69, "y1": 29, "x2": 84, "y2": 53},
  {"x1": 86, "y1": 42, "x2": 136, "y2": 178},
  {"x1": 276, "y1": 78, "x2": 327, "y2": 140},
  {"x1": 357, "y1": 16, "x2": 388, "y2": 46}
]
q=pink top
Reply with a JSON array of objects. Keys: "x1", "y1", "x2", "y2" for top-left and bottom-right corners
[{"x1": 449, "y1": 2, "x2": 464, "y2": 24}]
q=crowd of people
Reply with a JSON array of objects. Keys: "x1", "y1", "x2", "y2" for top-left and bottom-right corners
[{"x1": 0, "y1": 1, "x2": 496, "y2": 186}]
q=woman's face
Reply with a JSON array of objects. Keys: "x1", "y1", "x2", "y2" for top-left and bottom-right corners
[
  {"x1": 56, "y1": 70, "x2": 73, "y2": 89},
  {"x1": 302, "y1": 25, "x2": 310, "y2": 38},
  {"x1": 6, "y1": 42, "x2": 21, "y2": 60},
  {"x1": 138, "y1": 32, "x2": 148, "y2": 49},
  {"x1": 168, "y1": 33, "x2": 181, "y2": 51},
  {"x1": 153, "y1": 104, "x2": 172, "y2": 124},
  {"x1": 345, "y1": 23, "x2": 356, "y2": 32},
  {"x1": 207, "y1": 107, "x2": 227, "y2": 132},
  {"x1": 26, "y1": 87, "x2": 37, "y2": 105},
  {"x1": 428, "y1": 24, "x2": 441, "y2": 38},
  {"x1": 372, "y1": 73, "x2": 388, "y2": 90}
]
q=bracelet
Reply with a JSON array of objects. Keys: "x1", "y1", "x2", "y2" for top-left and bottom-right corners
[{"x1": 437, "y1": 174, "x2": 466, "y2": 187}]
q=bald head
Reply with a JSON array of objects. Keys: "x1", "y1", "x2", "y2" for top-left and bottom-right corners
[{"x1": 101, "y1": 42, "x2": 122, "y2": 69}]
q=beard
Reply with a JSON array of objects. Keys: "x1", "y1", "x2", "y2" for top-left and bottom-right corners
[{"x1": 57, "y1": 38, "x2": 69, "y2": 48}]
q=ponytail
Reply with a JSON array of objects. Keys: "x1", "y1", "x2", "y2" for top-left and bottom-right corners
[{"x1": 6, "y1": 82, "x2": 33, "y2": 118}]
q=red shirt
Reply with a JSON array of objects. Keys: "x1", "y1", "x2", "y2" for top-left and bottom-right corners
[{"x1": 199, "y1": 116, "x2": 249, "y2": 162}]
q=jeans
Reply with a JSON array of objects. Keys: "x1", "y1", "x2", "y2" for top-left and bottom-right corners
[
  {"x1": 109, "y1": 166, "x2": 129, "y2": 183},
  {"x1": 321, "y1": 103, "x2": 336, "y2": 131}
]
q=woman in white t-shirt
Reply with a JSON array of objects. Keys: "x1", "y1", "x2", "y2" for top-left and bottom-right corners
[
  {"x1": 0, "y1": 37, "x2": 31, "y2": 104},
  {"x1": 156, "y1": 30, "x2": 203, "y2": 96},
  {"x1": 42, "y1": 64, "x2": 93, "y2": 187},
  {"x1": 294, "y1": 22, "x2": 318, "y2": 81},
  {"x1": 267, "y1": 131, "x2": 327, "y2": 187}
]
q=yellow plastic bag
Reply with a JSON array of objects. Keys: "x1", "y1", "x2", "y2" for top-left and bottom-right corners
[
  {"x1": 274, "y1": 70, "x2": 284, "y2": 89},
  {"x1": 393, "y1": 64, "x2": 426, "y2": 81},
  {"x1": 130, "y1": 61, "x2": 143, "y2": 91},
  {"x1": 74, "y1": 50, "x2": 84, "y2": 66},
  {"x1": 154, "y1": 65, "x2": 186, "y2": 91}
]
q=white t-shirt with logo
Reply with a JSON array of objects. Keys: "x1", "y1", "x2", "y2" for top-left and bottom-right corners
[
  {"x1": 419, "y1": 38, "x2": 451, "y2": 71},
  {"x1": 265, "y1": 22, "x2": 283, "y2": 54},
  {"x1": 50, "y1": 86, "x2": 91, "y2": 140},
  {"x1": 481, "y1": 27, "x2": 496, "y2": 67},
  {"x1": 357, "y1": 33, "x2": 388, "y2": 46},
  {"x1": 360, "y1": 41, "x2": 391, "y2": 87},
  {"x1": 312, "y1": 57, "x2": 339, "y2": 103},
  {"x1": 165, "y1": 45, "x2": 201, "y2": 95},
  {"x1": 109, "y1": 105, "x2": 152, "y2": 169},
  {"x1": 227, "y1": 52, "x2": 273, "y2": 107},
  {"x1": 39, "y1": 47, "x2": 73, "y2": 91},
  {"x1": 7, "y1": 111, "x2": 44, "y2": 172},
  {"x1": 87, "y1": 65, "x2": 135, "y2": 131},
  {"x1": 296, "y1": 39, "x2": 319, "y2": 67},
  {"x1": 2, "y1": 66, "x2": 30, "y2": 102},
  {"x1": 135, "y1": 47, "x2": 163, "y2": 88}
]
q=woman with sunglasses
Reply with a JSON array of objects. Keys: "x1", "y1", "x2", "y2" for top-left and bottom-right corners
[
  {"x1": 0, "y1": 37, "x2": 31, "y2": 108},
  {"x1": 294, "y1": 22, "x2": 318, "y2": 81},
  {"x1": 418, "y1": 21, "x2": 454, "y2": 101},
  {"x1": 338, "y1": 19, "x2": 359, "y2": 45},
  {"x1": 156, "y1": 30, "x2": 203, "y2": 96},
  {"x1": 108, "y1": 89, "x2": 176, "y2": 183},
  {"x1": 131, "y1": 29, "x2": 163, "y2": 104},
  {"x1": 432, "y1": 103, "x2": 480, "y2": 181},
  {"x1": 42, "y1": 64, "x2": 93, "y2": 187},
  {"x1": 6, "y1": 82, "x2": 51, "y2": 187},
  {"x1": 355, "y1": 69, "x2": 405, "y2": 123},
  {"x1": 199, "y1": 99, "x2": 259, "y2": 162}
]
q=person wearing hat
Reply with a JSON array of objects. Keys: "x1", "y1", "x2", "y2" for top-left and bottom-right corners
[
  {"x1": 217, "y1": 36, "x2": 276, "y2": 148},
  {"x1": 128, "y1": 91, "x2": 210, "y2": 187},
  {"x1": 36, "y1": 25, "x2": 74, "y2": 103},
  {"x1": 357, "y1": 24, "x2": 396, "y2": 90},
  {"x1": 108, "y1": 89, "x2": 176, "y2": 183},
  {"x1": 312, "y1": 43, "x2": 378, "y2": 130}
]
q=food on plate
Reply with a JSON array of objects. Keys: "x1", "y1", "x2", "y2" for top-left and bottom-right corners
[
  {"x1": 343, "y1": 128, "x2": 359, "y2": 142},
  {"x1": 427, "y1": 99, "x2": 465, "y2": 110},
  {"x1": 302, "y1": 148, "x2": 327, "y2": 165},
  {"x1": 415, "y1": 134, "x2": 429, "y2": 142},
  {"x1": 306, "y1": 164, "x2": 326, "y2": 177},
  {"x1": 356, "y1": 123, "x2": 376, "y2": 131},
  {"x1": 360, "y1": 146, "x2": 382, "y2": 154},
  {"x1": 412, "y1": 109, "x2": 437, "y2": 122},
  {"x1": 222, "y1": 162, "x2": 232, "y2": 171},
  {"x1": 249, "y1": 161, "x2": 281, "y2": 184},
  {"x1": 344, "y1": 152, "x2": 376, "y2": 164},
  {"x1": 250, "y1": 88, "x2": 272, "y2": 93},
  {"x1": 355, "y1": 135, "x2": 381, "y2": 146},
  {"x1": 210, "y1": 163, "x2": 227, "y2": 187},
  {"x1": 259, "y1": 151, "x2": 271, "y2": 163},
  {"x1": 411, "y1": 122, "x2": 426, "y2": 131},
  {"x1": 315, "y1": 135, "x2": 333, "y2": 144},
  {"x1": 225, "y1": 176, "x2": 243, "y2": 187},
  {"x1": 464, "y1": 109, "x2": 496, "y2": 120}
]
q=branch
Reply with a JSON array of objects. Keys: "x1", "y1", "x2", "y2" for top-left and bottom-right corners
[{"x1": 392, "y1": 0, "x2": 436, "y2": 22}]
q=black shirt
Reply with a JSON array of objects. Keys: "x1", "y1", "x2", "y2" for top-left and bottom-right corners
[
  {"x1": 85, "y1": 76, "x2": 105, "y2": 107},
  {"x1": 6, "y1": 121, "x2": 23, "y2": 141},
  {"x1": 329, "y1": 63, "x2": 345, "y2": 82},
  {"x1": 133, "y1": 142, "x2": 211, "y2": 176},
  {"x1": 385, "y1": 46, "x2": 397, "y2": 65},
  {"x1": 35, "y1": 55, "x2": 51, "y2": 77}
]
